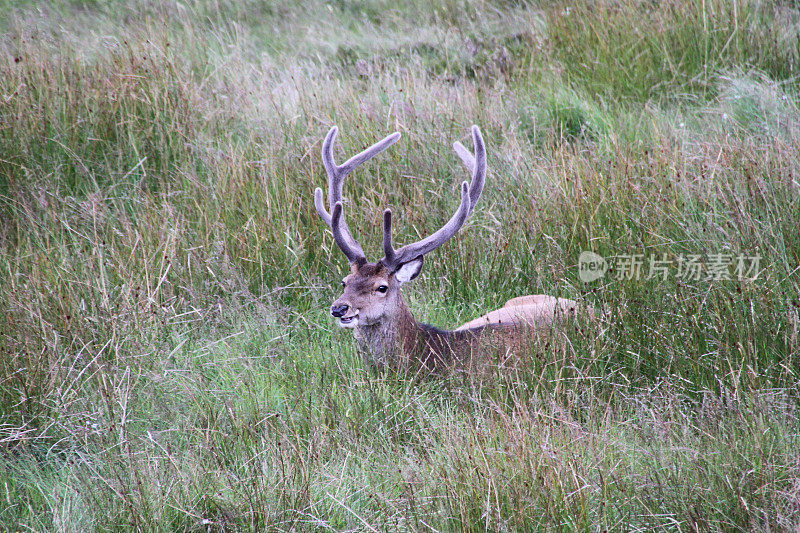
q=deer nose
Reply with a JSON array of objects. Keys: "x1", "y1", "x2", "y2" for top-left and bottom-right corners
[{"x1": 331, "y1": 304, "x2": 349, "y2": 318}]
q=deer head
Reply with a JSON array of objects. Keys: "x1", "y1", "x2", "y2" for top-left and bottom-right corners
[{"x1": 314, "y1": 126, "x2": 486, "y2": 330}]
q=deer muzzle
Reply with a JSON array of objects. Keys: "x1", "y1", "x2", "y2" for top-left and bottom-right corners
[{"x1": 331, "y1": 303, "x2": 358, "y2": 327}]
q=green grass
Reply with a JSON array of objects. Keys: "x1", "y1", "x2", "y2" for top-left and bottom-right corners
[{"x1": 1, "y1": 0, "x2": 799, "y2": 530}]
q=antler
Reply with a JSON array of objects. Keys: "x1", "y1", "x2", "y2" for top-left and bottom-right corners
[
  {"x1": 314, "y1": 126, "x2": 401, "y2": 264},
  {"x1": 381, "y1": 125, "x2": 487, "y2": 270}
]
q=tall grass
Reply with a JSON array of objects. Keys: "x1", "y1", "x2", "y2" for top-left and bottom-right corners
[{"x1": 1, "y1": 0, "x2": 799, "y2": 530}]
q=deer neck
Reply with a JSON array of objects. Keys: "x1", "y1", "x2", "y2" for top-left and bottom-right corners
[
  {"x1": 354, "y1": 294, "x2": 432, "y2": 369},
  {"x1": 354, "y1": 294, "x2": 463, "y2": 370}
]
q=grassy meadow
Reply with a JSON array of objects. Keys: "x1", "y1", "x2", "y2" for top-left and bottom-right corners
[{"x1": 1, "y1": 0, "x2": 800, "y2": 530}]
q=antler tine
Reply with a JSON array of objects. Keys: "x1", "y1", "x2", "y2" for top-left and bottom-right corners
[
  {"x1": 338, "y1": 131, "x2": 401, "y2": 178},
  {"x1": 331, "y1": 202, "x2": 365, "y2": 264},
  {"x1": 382, "y1": 208, "x2": 396, "y2": 266},
  {"x1": 315, "y1": 126, "x2": 401, "y2": 263},
  {"x1": 451, "y1": 125, "x2": 486, "y2": 217},
  {"x1": 381, "y1": 126, "x2": 487, "y2": 270}
]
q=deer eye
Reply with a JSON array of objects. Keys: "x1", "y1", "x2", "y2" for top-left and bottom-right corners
[{"x1": 376, "y1": 285, "x2": 388, "y2": 293}]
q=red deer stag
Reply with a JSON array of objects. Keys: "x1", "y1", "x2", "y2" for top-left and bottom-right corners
[{"x1": 314, "y1": 125, "x2": 583, "y2": 371}]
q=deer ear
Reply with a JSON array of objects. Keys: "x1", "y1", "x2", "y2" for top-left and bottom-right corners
[{"x1": 394, "y1": 256, "x2": 424, "y2": 284}]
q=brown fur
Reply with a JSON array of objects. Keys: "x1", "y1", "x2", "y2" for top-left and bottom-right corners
[{"x1": 332, "y1": 262, "x2": 569, "y2": 372}]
